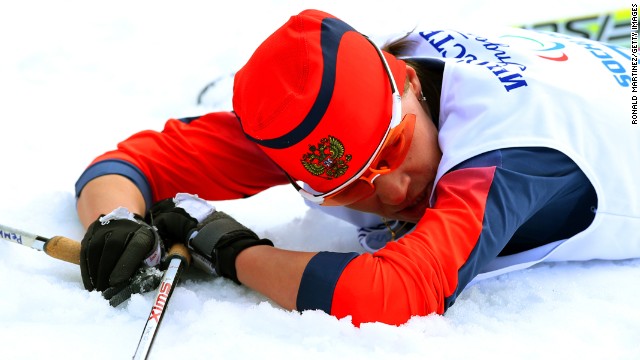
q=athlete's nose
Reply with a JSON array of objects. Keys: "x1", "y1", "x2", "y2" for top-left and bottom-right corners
[{"x1": 373, "y1": 171, "x2": 410, "y2": 206}]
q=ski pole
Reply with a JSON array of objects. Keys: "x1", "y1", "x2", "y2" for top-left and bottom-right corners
[
  {"x1": 0, "y1": 223, "x2": 166, "y2": 305},
  {"x1": 0, "y1": 223, "x2": 81, "y2": 264},
  {"x1": 132, "y1": 243, "x2": 191, "y2": 360},
  {"x1": 2, "y1": 221, "x2": 192, "y2": 358}
]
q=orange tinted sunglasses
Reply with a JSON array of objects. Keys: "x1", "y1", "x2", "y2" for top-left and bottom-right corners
[{"x1": 302, "y1": 114, "x2": 416, "y2": 206}]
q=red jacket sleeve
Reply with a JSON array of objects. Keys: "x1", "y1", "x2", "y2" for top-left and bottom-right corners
[
  {"x1": 76, "y1": 112, "x2": 289, "y2": 205},
  {"x1": 296, "y1": 147, "x2": 595, "y2": 326},
  {"x1": 331, "y1": 167, "x2": 496, "y2": 325}
]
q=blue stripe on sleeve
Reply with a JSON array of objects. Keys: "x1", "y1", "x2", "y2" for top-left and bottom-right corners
[
  {"x1": 297, "y1": 251, "x2": 359, "y2": 313},
  {"x1": 74, "y1": 159, "x2": 153, "y2": 210}
]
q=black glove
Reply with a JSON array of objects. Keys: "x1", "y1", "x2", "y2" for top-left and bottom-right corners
[
  {"x1": 146, "y1": 194, "x2": 202, "y2": 247},
  {"x1": 80, "y1": 207, "x2": 163, "y2": 301},
  {"x1": 148, "y1": 193, "x2": 273, "y2": 284},
  {"x1": 102, "y1": 266, "x2": 163, "y2": 307}
]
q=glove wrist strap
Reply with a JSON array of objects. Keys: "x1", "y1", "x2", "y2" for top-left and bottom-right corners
[{"x1": 190, "y1": 211, "x2": 274, "y2": 284}]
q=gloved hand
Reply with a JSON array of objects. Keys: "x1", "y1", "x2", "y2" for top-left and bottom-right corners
[
  {"x1": 148, "y1": 193, "x2": 274, "y2": 284},
  {"x1": 80, "y1": 207, "x2": 164, "y2": 305},
  {"x1": 146, "y1": 193, "x2": 215, "y2": 247}
]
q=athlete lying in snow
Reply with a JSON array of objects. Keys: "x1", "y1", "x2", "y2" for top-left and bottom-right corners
[{"x1": 75, "y1": 9, "x2": 637, "y2": 326}]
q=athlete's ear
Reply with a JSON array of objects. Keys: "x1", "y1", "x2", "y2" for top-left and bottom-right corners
[{"x1": 405, "y1": 65, "x2": 422, "y2": 101}]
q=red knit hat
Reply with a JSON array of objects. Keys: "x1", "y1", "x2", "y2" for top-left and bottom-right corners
[{"x1": 233, "y1": 9, "x2": 406, "y2": 193}]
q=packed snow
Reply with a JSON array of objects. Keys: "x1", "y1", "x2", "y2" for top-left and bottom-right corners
[{"x1": 1, "y1": 1, "x2": 638, "y2": 359}]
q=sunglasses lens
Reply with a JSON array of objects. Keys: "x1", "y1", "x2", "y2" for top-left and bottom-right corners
[
  {"x1": 323, "y1": 178, "x2": 375, "y2": 206},
  {"x1": 371, "y1": 114, "x2": 416, "y2": 173},
  {"x1": 321, "y1": 114, "x2": 416, "y2": 206}
]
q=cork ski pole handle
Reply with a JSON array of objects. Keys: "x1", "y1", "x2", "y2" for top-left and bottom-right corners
[{"x1": 43, "y1": 236, "x2": 81, "y2": 265}]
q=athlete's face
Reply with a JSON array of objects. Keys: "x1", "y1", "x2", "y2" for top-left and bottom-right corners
[{"x1": 347, "y1": 67, "x2": 441, "y2": 223}]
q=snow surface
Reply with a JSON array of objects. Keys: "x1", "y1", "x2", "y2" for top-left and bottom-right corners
[{"x1": 1, "y1": 1, "x2": 638, "y2": 359}]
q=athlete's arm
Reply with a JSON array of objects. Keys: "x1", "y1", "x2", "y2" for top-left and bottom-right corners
[
  {"x1": 75, "y1": 111, "x2": 289, "y2": 228},
  {"x1": 287, "y1": 148, "x2": 595, "y2": 325},
  {"x1": 77, "y1": 175, "x2": 146, "y2": 228}
]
